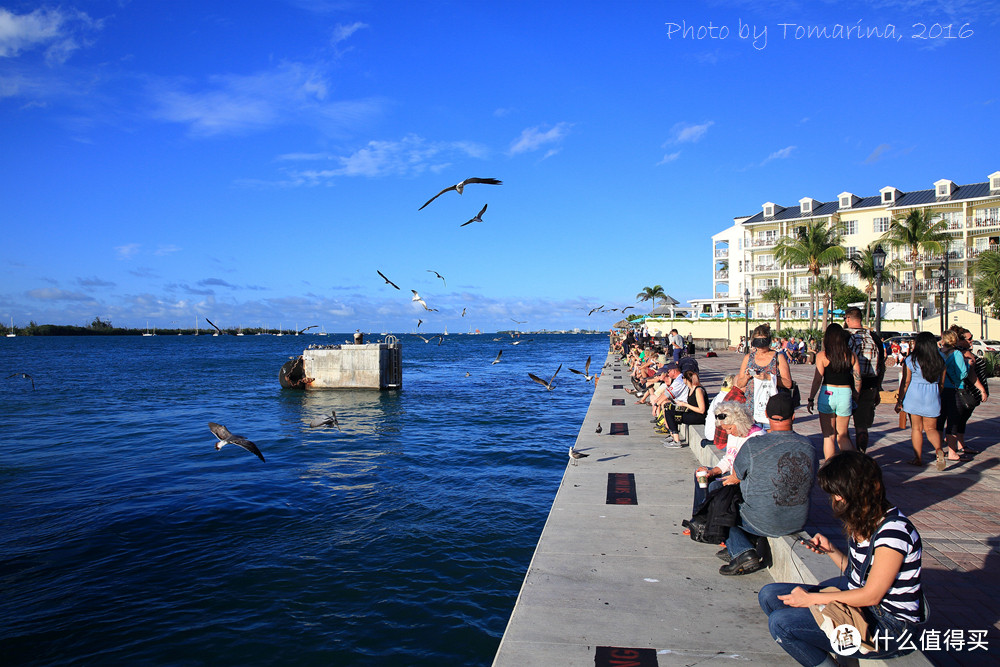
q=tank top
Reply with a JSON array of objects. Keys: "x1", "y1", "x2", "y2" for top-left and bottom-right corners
[{"x1": 823, "y1": 355, "x2": 854, "y2": 386}]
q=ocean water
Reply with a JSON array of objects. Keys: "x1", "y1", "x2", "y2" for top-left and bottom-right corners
[{"x1": 0, "y1": 333, "x2": 606, "y2": 666}]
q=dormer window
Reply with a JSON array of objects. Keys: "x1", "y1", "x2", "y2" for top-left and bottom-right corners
[
  {"x1": 990, "y1": 171, "x2": 1000, "y2": 191},
  {"x1": 799, "y1": 197, "x2": 819, "y2": 215},
  {"x1": 763, "y1": 202, "x2": 775, "y2": 218},
  {"x1": 934, "y1": 179, "x2": 955, "y2": 198},
  {"x1": 880, "y1": 187, "x2": 900, "y2": 205},
  {"x1": 838, "y1": 192, "x2": 858, "y2": 209}
]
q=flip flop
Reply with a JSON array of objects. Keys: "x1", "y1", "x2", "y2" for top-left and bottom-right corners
[{"x1": 936, "y1": 450, "x2": 947, "y2": 471}]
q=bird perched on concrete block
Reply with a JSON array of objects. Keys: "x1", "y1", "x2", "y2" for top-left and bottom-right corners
[{"x1": 569, "y1": 446, "x2": 589, "y2": 465}]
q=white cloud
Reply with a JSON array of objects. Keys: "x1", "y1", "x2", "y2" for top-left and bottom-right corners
[
  {"x1": 865, "y1": 143, "x2": 891, "y2": 164},
  {"x1": 115, "y1": 243, "x2": 141, "y2": 259},
  {"x1": 26, "y1": 287, "x2": 94, "y2": 301},
  {"x1": 269, "y1": 134, "x2": 489, "y2": 185},
  {"x1": 670, "y1": 120, "x2": 714, "y2": 144},
  {"x1": 508, "y1": 122, "x2": 572, "y2": 156},
  {"x1": 154, "y1": 244, "x2": 182, "y2": 255},
  {"x1": 656, "y1": 150, "x2": 681, "y2": 166},
  {"x1": 332, "y1": 22, "x2": 368, "y2": 45},
  {"x1": 150, "y1": 62, "x2": 383, "y2": 136},
  {"x1": 0, "y1": 7, "x2": 100, "y2": 65},
  {"x1": 761, "y1": 145, "x2": 796, "y2": 165}
]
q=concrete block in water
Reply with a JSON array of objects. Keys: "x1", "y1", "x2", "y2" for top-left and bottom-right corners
[{"x1": 302, "y1": 343, "x2": 402, "y2": 390}]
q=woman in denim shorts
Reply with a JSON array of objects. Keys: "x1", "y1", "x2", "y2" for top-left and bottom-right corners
[{"x1": 807, "y1": 324, "x2": 861, "y2": 462}]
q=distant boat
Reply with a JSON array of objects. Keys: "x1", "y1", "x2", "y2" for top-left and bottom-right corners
[
  {"x1": 317, "y1": 327, "x2": 327, "y2": 336},
  {"x1": 142, "y1": 322, "x2": 155, "y2": 337},
  {"x1": 236, "y1": 325, "x2": 244, "y2": 336},
  {"x1": 444, "y1": 325, "x2": 448, "y2": 336},
  {"x1": 276, "y1": 323, "x2": 283, "y2": 337},
  {"x1": 6, "y1": 316, "x2": 14, "y2": 337}
]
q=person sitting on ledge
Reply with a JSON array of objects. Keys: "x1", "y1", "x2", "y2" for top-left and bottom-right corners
[
  {"x1": 718, "y1": 393, "x2": 815, "y2": 576},
  {"x1": 662, "y1": 370, "x2": 708, "y2": 448},
  {"x1": 690, "y1": 399, "x2": 764, "y2": 512},
  {"x1": 758, "y1": 451, "x2": 925, "y2": 666}
]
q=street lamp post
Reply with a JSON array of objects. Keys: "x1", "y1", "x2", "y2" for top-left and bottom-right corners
[
  {"x1": 943, "y1": 250, "x2": 950, "y2": 331},
  {"x1": 744, "y1": 287, "x2": 751, "y2": 347},
  {"x1": 873, "y1": 245, "x2": 886, "y2": 335}
]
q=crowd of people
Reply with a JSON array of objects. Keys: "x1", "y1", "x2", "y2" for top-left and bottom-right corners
[{"x1": 609, "y1": 305, "x2": 988, "y2": 665}]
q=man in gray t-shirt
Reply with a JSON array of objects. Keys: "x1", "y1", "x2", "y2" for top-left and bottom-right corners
[{"x1": 719, "y1": 392, "x2": 815, "y2": 575}]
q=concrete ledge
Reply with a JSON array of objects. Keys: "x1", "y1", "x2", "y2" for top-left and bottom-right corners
[{"x1": 686, "y1": 425, "x2": 931, "y2": 666}]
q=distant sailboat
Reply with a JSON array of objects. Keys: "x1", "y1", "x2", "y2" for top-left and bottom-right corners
[
  {"x1": 317, "y1": 326, "x2": 327, "y2": 336},
  {"x1": 236, "y1": 325, "x2": 244, "y2": 336},
  {"x1": 444, "y1": 325, "x2": 448, "y2": 336},
  {"x1": 276, "y1": 323, "x2": 283, "y2": 337},
  {"x1": 6, "y1": 316, "x2": 14, "y2": 338},
  {"x1": 142, "y1": 322, "x2": 155, "y2": 337}
]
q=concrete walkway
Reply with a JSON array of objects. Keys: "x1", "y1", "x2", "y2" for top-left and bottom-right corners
[{"x1": 494, "y1": 350, "x2": 998, "y2": 667}]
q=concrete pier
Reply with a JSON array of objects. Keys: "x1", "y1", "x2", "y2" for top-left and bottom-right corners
[
  {"x1": 302, "y1": 342, "x2": 402, "y2": 389},
  {"x1": 492, "y1": 351, "x2": 958, "y2": 666}
]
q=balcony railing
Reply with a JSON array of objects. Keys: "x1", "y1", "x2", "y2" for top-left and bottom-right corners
[
  {"x1": 715, "y1": 270, "x2": 729, "y2": 280},
  {"x1": 754, "y1": 264, "x2": 779, "y2": 272},
  {"x1": 753, "y1": 237, "x2": 779, "y2": 248},
  {"x1": 714, "y1": 248, "x2": 729, "y2": 258},
  {"x1": 972, "y1": 216, "x2": 1000, "y2": 229},
  {"x1": 714, "y1": 291, "x2": 729, "y2": 299},
  {"x1": 894, "y1": 277, "x2": 965, "y2": 291}
]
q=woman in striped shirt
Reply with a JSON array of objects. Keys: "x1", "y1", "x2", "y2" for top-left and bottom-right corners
[{"x1": 757, "y1": 452, "x2": 924, "y2": 666}]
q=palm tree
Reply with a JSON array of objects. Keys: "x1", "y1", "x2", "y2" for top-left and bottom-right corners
[
  {"x1": 846, "y1": 244, "x2": 902, "y2": 325},
  {"x1": 973, "y1": 248, "x2": 1000, "y2": 318},
  {"x1": 636, "y1": 285, "x2": 667, "y2": 307},
  {"x1": 760, "y1": 285, "x2": 791, "y2": 332},
  {"x1": 814, "y1": 274, "x2": 844, "y2": 333},
  {"x1": 774, "y1": 218, "x2": 845, "y2": 330},
  {"x1": 880, "y1": 209, "x2": 948, "y2": 331}
]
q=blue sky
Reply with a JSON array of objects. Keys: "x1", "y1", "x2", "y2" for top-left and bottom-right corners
[{"x1": 2, "y1": 0, "x2": 997, "y2": 333}]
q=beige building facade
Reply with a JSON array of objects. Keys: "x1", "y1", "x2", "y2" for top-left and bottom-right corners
[{"x1": 698, "y1": 171, "x2": 1000, "y2": 321}]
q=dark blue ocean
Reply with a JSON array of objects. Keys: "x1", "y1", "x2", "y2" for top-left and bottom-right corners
[{"x1": 0, "y1": 333, "x2": 606, "y2": 666}]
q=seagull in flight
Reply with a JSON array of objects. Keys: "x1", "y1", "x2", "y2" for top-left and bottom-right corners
[
  {"x1": 411, "y1": 290, "x2": 428, "y2": 308},
  {"x1": 416, "y1": 319, "x2": 423, "y2": 329},
  {"x1": 528, "y1": 364, "x2": 561, "y2": 391},
  {"x1": 460, "y1": 204, "x2": 488, "y2": 227},
  {"x1": 621, "y1": 306, "x2": 635, "y2": 313},
  {"x1": 377, "y1": 270, "x2": 400, "y2": 290},
  {"x1": 569, "y1": 446, "x2": 589, "y2": 465},
  {"x1": 491, "y1": 350, "x2": 503, "y2": 365},
  {"x1": 6, "y1": 372, "x2": 34, "y2": 390},
  {"x1": 461, "y1": 308, "x2": 467, "y2": 317},
  {"x1": 419, "y1": 177, "x2": 502, "y2": 210},
  {"x1": 309, "y1": 410, "x2": 341, "y2": 431},
  {"x1": 209, "y1": 422, "x2": 265, "y2": 462},
  {"x1": 427, "y1": 270, "x2": 446, "y2": 286},
  {"x1": 205, "y1": 318, "x2": 223, "y2": 334},
  {"x1": 297, "y1": 325, "x2": 318, "y2": 335},
  {"x1": 587, "y1": 305, "x2": 604, "y2": 316},
  {"x1": 569, "y1": 356, "x2": 595, "y2": 382}
]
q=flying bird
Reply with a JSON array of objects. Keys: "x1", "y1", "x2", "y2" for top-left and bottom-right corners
[
  {"x1": 569, "y1": 446, "x2": 589, "y2": 466},
  {"x1": 621, "y1": 306, "x2": 635, "y2": 312},
  {"x1": 205, "y1": 317, "x2": 223, "y2": 334},
  {"x1": 309, "y1": 410, "x2": 341, "y2": 431},
  {"x1": 209, "y1": 422, "x2": 265, "y2": 462},
  {"x1": 377, "y1": 270, "x2": 400, "y2": 290},
  {"x1": 416, "y1": 335, "x2": 432, "y2": 343},
  {"x1": 511, "y1": 339, "x2": 532, "y2": 345},
  {"x1": 464, "y1": 372, "x2": 471, "y2": 377},
  {"x1": 297, "y1": 325, "x2": 318, "y2": 335},
  {"x1": 427, "y1": 270, "x2": 446, "y2": 286},
  {"x1": 6, "y1": 372, "x2": 34, "y2": 390},
  {"x1": 411, "y1": 290, "x2": 427, "y2": 308},
  {"x1": 587, "y1": 305, "x2": 604, "y2": 316},
  {"x1": 491, "y1": 350, "x2": 503, "y2": 365},
  {"x1": 460, "y1": 203, "x2": 488, "y2": 227},
  {"x1": 418, "y1": 177, "x2": 502, "y2": 210},
  {"x1": 511, "y1": 319, "x2": 526, "y2": 324},
  {"x1": 528, "y1": 364, "x2": 562, "y2": 391},
  {"x1": 569, "y1": 356, "x2": 595, "y2": 382},
  {"x1": 595, "y1": 422, "x2": 603, "y2": 434},
  {"x1": 461, "y1": 308, "x2": 467, "y2": 317},
  {"x1": 416, "y1": 319, "x2": 423, "y2": 329}
]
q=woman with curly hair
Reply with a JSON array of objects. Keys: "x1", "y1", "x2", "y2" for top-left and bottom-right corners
[
  {"x1": 757, "y1": 451, "x2": 925, "y2": 665},
  {"x1": 896, "y1": 331, "x2": 947, "y2": 469}
]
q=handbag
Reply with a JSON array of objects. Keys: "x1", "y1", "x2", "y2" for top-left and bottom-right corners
[
  {"x1": 752, "y1": 375, "x2": 778, "y2": 423},
  {"x1": 956, "y1": 387, "x2": 981, "y2": 411}
]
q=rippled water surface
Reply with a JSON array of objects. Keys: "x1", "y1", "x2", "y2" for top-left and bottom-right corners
[{"x1": 0, "y1": 333, "x2": 606, "y2": 665}]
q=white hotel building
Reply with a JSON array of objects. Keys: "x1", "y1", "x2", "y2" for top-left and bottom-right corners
[{"x1": 693, "y1": 171, "x2": 1000, "y2": 321}]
